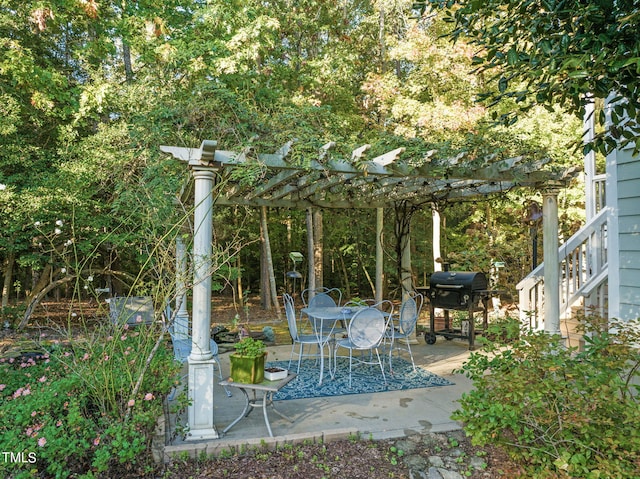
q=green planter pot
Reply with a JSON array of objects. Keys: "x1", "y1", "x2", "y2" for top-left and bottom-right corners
[{"x1": 229, "y1": 353, "x2": 266, "y2": 384}]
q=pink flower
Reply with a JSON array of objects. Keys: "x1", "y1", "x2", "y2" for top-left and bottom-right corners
[
  {"x1": 63, "y1": 351, "x2": 71, "y2": 357},
  {"x1": 38, "y1": 437, "x2": 46, "y2": 447},
  {"x1": 120, "y1": 334, "x2": 127, "y2": 341},
  {"x1": 93, "y1": 436, "x2": 101, "y2": 446},
  {"x1": 22, "y1": 388, "x2": 31, "y2": 396},
  {"x1": 39, "y1": 376, "x2": 47, "y2": 383},
  {"x1": 31, "y1": 411, "x2": 37, "y2": 417},
  {"x1": 103, "y1": 355, "x2": 109, "y2": 362},
  {"x1": 144, "y1": 393, "x2": 154, "y2": 401},
  {"x1": 127, "y1": 399, "x2": 135, "y2": 407},
  {"x1": 56, "y1": 420, "x2": 63, "y2": 427},
  {"x1": 0, "y1": 384, "x2": 6, "y2": 391},
  {"x1": 82, "y1": 353, "x2": 90, "y2": 361}
]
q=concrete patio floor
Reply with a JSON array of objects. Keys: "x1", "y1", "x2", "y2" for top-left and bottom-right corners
[{"x1": 161, "y1": 338, "x2": 476, "y2": 462}]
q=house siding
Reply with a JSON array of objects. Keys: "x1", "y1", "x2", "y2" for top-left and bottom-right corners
[{"x1": 616, "y1": 150, "x2": 640, "y2": 321}]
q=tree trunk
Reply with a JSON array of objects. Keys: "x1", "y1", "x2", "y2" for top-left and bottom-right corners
[
  {"x1": 260, "y1": 206, "x2": 281, "y2": 319},
  {"x1": 123, "y1": 41, "x2": 134, "y2": 82},
  {"x1": 375, "y1": 207, "x2": 384, "y2": 303},
  {"x1": 306, "y1": 208, "x2": 316, "y2": 298},
  {"x1": 313, "y1": 209, "x2": 323, "y2": 289},
  {"x1": 394, "y1": 201, "x2": 415, "y2": 298},
  {"x1": 19, "y1": 274, "x2": 75, "y2": 329},
  {"x1": 2, "y1": 251, "x2": 15, "y2": 309},
  {"x1": 337, "y1": 252, "x2": 351, "y2": 298},
  {"x1": 260, "y1": 231, "x2": 270, "y2": 309},
  {"x1": 25, "y1": 264, "x2": 52, "y2": 308},
  {"x1": 234, "y1": 206, "x2": 245, "y2": 315}
]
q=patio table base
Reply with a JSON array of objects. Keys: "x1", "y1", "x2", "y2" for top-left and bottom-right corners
[{"x1": 219, "y1": 373, "x2": 296, "y2": 437}]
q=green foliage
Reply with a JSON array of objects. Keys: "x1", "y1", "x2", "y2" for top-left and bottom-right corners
[
  {"x1": 453, "y1": 316, "x2": 640, "y2": 478},
  {"x1": 429, "y1": 0, "x2": 640, "y2": 155},
  {"x1": 0, "y1": 323, "x2": 179, "y2": 478},
  {"x1": 233, "y1": 336, "x2": 266, "y2": 358}
]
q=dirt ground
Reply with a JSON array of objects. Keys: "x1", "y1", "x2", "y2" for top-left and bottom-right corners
[{"x1": 161, "y1": 431, "x2": 525, "y2": 479}]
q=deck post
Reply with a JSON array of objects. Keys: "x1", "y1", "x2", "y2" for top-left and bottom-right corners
[{"x1": 542, "y1": 185, "x2": 562, "y2": 336}]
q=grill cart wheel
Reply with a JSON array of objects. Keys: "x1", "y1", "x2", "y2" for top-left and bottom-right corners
[{"x1": 424, "y1": 332, "x2": 437, "y2": 344}]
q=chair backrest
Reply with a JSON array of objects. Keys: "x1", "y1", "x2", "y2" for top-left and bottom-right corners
[
  {"x1": 348, "y1": 307, "x2": 387, "y2": 349},
  {"x1": 164, "y1": 300, "x2": 189, "y2": 340},
  {"x1": 283, "y1": 293, "x2": 299, "y2": 340},
  {"x1": 171, "y1": 338, "x2": 191, "y2": 363},
  {"x1": 163, "y1": 300, "x2": 218, "y2": 362},
  {"x1": 398, "y1": 293, "x2": 423, "y2": 335},
  {"x1": 302, "y1": 287, "x2": 342, "y2": 308}
]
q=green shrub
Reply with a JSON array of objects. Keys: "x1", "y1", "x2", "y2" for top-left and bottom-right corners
[
  {"x1": 453, "y1": 316, "x2": 640, "y2": 479},
  {"x1": 0, "y1": 322, "x2": 180, "y2": 478}
]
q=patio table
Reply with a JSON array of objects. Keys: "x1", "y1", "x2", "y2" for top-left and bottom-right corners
[
  {"x1": 299, "y1": 306, "x2": 367, "y2": 381},
  {"x1": 219, "y1": 373, "x2": 297, "y2": 437}
]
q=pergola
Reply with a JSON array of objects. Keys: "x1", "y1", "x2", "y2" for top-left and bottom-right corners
[{"x1": 160, "y1": 139, "x2": 579, "y2": 440}]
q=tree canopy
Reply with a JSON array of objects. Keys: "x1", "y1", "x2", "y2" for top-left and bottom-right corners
[
  {"x1": 425, "y1": 0, "x2": 640, "y2": 154},
  {"x1": 1, "y1": 0, "x2": 584, "y2": 318}
]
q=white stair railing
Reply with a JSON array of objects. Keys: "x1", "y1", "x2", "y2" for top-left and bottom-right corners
[{"x1": 517, "y1": 207, "x2": 609, "y2": 330}]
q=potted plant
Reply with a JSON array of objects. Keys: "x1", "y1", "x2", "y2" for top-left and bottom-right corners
[{"x1": 229, "y1": 337, "x2": 267, "y2": 384}]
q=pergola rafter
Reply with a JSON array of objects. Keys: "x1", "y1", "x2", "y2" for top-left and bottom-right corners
[{"x1": 165, "y1": 141, "x2": 579, "y2": 209}]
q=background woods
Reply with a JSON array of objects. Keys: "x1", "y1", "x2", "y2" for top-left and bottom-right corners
[{"x1": 1, "y1": 0, "x2": 584, "y2": 322}]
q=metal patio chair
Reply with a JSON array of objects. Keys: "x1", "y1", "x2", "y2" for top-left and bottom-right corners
[
  {"x1": 333, "y1": 304, "x2": 393, "y2": 388},
  {"x1": 301, "y1": 287, "x2": 342, "y2": 308},
  {"x1": 164, "y1": 304, "x2": 231, "y2": 397},
  {"x1": 385, "y1": 292, "x2": 424, "y2": 372},
  {"x1": 283, "y1": 293, "x2": 335, "y2": 385},
  {"x1": 301, "y1": 287, "x2": 346, "y2": 336}
]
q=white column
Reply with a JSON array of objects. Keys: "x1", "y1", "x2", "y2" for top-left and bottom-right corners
[
  {"x1": 187, "y1": 166, "x2": 218, "y2": 440},
  {"x1": 174, "y1": 235, "x2": 189, "y2": 339},
  {"x1": 542, "y1": 186, "x2": 561, "y2": 336},
  {"x1": 432, "y1": 205, "x2": 443, "y2": 272}
]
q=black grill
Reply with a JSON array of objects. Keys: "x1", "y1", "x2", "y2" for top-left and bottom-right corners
[
  {"x1": 424, "y1": 271, "x2": 498, "y2": 350},
  {"x1": 428, "y1": 271, "x2": 488, "y2": 310}
]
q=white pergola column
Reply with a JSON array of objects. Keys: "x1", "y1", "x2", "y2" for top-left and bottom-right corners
[
  {"x1": 174, "y1": 235, "x2": 189, "y2": 340},
  {"x1": 187, "y1": 166, "x2": 218, "y2": 440},
  {"x1": 432, "y1": 205, "x2": 443, "y2": 272},
  {"x1": 161, "y1": 140, "x2": 221, "y2": 440},
  {"x1": 542, "y1": 185, "x2": 561, "y2": 336}
]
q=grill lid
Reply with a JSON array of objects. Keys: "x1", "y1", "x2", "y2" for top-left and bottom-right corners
[{"x1": 429, "y1": 271, "x2": 488, "y2": 291}]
